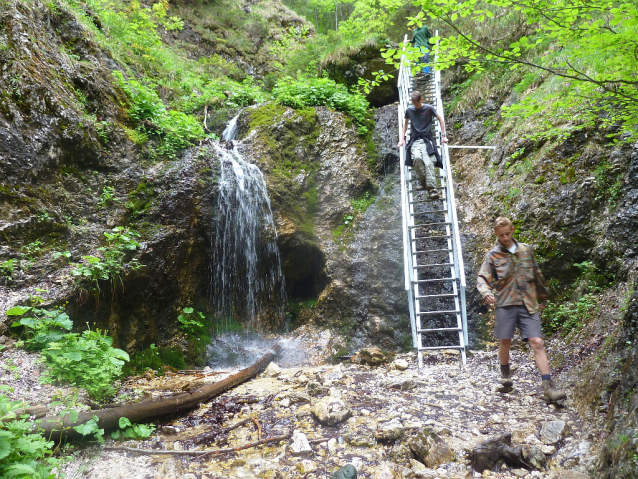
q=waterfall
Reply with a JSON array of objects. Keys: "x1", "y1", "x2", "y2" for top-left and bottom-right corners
[
  {"x1": 221, "y1": 114, "x2": 239, "y2": 142},
  {"x1": 209, "y1": 128, "x2": 287, "y2": 333}
]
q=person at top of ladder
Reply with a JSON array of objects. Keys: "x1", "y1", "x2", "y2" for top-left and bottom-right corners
[
  {"x1": 410, "y1": 24, "x2": 432, "y2": 75},
  {"x1": 397, "y1": 90, "x2": 448, "y2": 200},
  {"x1": 477, "y1": 216, "x2": 567, "y2": 404}
]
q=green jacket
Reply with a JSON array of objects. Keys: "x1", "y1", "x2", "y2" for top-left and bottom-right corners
[
  {"x1": 411, "y1": 25, "x2": 431, "y2": 49},
  {"x1": 476, "y1": 241, "x2": 548, "y2": 314}
]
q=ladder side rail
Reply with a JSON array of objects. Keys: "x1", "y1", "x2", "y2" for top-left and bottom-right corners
[
  {"x1": 432, "y1": 34, "x2": 467, "y2": 292},
  {"x1": 432, "y1": 35, "x2": 468, "y2": 349},
  {"x1": 398, "y1": 38, "x2": 419, "y2": 348}
]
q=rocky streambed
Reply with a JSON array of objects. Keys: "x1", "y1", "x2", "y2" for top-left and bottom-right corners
[{"x1": 0, "y1": 335, "x2": 597, "y2": 479}]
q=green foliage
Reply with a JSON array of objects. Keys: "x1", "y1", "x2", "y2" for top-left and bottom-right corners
[
  {"x1": 594, "y1": 160, "x2": 625, "y2": 208},
  {"x1": 21, "y1": 240, "x2": 43, "y2": 260},
  {"x1": 0, "y1": 392, "x2": 59, "y2": 479},
  {"x1": 113, "y1": 71, "x2": 205, "y2": 159},
  {"x1": 72, "y1": 415, "x2": 104, "y2": 444},
  {"x1": 0, "y1": 259, "x2": 16, "y2": 282},
  {"x1": 111, "y1": 417, "x2": 155, "y2": 440},
  {"x1": 123, "y1": 344, "x2": 186, "y2": 376},
  {"x1": 9, "y1": 307, "x2": 73, "y2": 351},
  {"x1": 41, "y1": 329, "x2": 130, "y2": 400},
  {"x1": 177, "y1": 307, "x2": 207, "y2": 336},
  {"x1": 542, "y1": 293, "x2": 597, "y2": 336},
  {"x1": 71, "y1": 227, "x2": 144, "y2": 295},
  {"x1": 378, "y1": 0, "x2": 638, "y2": 143},
  {"x1": 97, "y1": 185, "x2": 118, "y2": 208},
  {"x1": 273, "y1": 76, "x2": 371, "y2": 134},
  {"x1": 351, "y1": 191, "x2": 375, "y2": 213},
  {"x1": 542, "y1": 260, "x2": 612, "y2": 336}
]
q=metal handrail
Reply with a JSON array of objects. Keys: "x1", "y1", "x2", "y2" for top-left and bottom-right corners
[{"x1": 397, "y1": 35, "x2": 417, "y2": 347}]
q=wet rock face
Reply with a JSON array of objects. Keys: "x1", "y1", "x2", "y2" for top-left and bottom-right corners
[
  {"x1": 0, "y1": 1, "x2": 130, "y2": 183},
  {"x1": 373, "y1": 105, "x2": 400, "y2": 174}
]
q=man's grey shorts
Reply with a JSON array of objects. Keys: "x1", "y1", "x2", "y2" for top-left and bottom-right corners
[{"x1": 495, "y1": 305, "x2": 542, "y2": 339}]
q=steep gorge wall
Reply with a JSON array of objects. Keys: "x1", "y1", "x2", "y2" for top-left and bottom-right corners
[{"x1": 445, "y1": 68, "x2": 638, "y2": 476}]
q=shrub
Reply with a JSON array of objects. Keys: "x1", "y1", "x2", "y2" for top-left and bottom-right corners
[
  {"x1": 8, "y1": 306, "x2": 73, "y2": 351},
  {"x1": 40, "y1": 329, "x2": 130, "y2": 401},
  {"x1": 113, "y1": 71, "x2": 205, "y2": 158},
  {"x1": 0, "y1": 259, "x2": 16, "y2": 282},
  {"x1": 71, "y1": 227, "x2": 144, "y2": 295},
  {"x1": 273, "y1": 76, "x2": 371, "y2": 133},
  {"x1": 0, "y1": 391, "x2": 59, "y2": 479},
  {"x1": 123, "y1": 344, "x2": 186, "y2": 375}
]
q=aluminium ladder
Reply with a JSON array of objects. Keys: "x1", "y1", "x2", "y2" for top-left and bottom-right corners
[{"x1": 397, "y1": 34, "x2": 469, "y2": 367}]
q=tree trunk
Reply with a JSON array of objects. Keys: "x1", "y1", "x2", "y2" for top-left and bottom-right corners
[{"x1": 38, "y1": 345, "x2": 280, "y2": 443}]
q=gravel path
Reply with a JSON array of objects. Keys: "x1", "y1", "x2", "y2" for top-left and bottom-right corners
[{"x1": 17, "y1": 344, "x2": 592, "y2": 479}]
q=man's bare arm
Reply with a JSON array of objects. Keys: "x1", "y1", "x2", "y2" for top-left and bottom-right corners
[
  {"x1": 397, "y1": 119, "x2": 409, "y2": 147},
  {"x1": 435, "y1": 112, "x2": 448, "y2": 144}
]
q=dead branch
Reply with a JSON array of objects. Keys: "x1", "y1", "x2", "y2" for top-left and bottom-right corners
[
  {"x1": 36, "y1": 345, "x2": 281, "y2": 442},
  {"x1": 251, "y1": 417, "x2": 262, "y2": 440},
  {"x1": 104, "y1": 432, "x2": 292, "y2": 456}
]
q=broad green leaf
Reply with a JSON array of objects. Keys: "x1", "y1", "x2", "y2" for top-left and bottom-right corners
[
  {"x1": 0, "y1": 430, "x2": 14, "y2": 460},
  {"x1": 118, "y1": 417, "x2": 132, "y2": 429},
  {"x1": 5, "y1": 306, "x2": 31, "y2": 316}
]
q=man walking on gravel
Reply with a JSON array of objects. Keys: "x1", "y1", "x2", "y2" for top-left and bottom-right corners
[
  {"x1": 397, "y1": 90, "x2": 448, "y2": 200},
  {"x1": 477, "y1": 217, "x2": 567, "y2": 403}
]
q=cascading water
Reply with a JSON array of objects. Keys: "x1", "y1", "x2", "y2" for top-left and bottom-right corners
[
  {"x1": 209, "y1": 136, "x2": 286, "y2": 330},
  {"x1": 207, "y1": 115, "x2": 295, "y2": 367}
]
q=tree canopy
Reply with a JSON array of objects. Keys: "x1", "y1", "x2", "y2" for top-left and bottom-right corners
[{"x1": 382, "y1": 0, "x2": 638, "y2": 142}]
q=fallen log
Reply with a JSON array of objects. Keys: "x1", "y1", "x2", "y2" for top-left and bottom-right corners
[{"x1": 37, "y1": 344, "x2": 281, "y2": 443}]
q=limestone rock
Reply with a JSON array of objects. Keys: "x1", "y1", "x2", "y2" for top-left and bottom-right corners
[
  {"x1": 548, "y1": 471, "x2": 590, "y2": 479},
  {"x1": 512, "y1": 424, "x2": 537, "y2": 443},
  {"x1": 382, "y1": 378, "x2": 416, "y2": 391},
  {"x1": 312, "y1": 396, "x2": 352, "y2": 426},
  {"x1": 372, "y1": 463, "x2": 398, "y2": 479},
  {"x1": 290, "y1": 430, "x2": 312, "y2": 456},
  {"x1": 296, "y1": 459, "x2": 317, "y2": 474},
  {"x1": 358, "y1": 347, "x2": 387, "y2": 366},
  {"x1": 522, "y1": 444, "x2": 547, "y2": 469},
  {"x1": 390, "y1": 359, "x2": 409, "y2": 371},
  {"x1": 376, "y1": 418, "x2": 405, "y2": 442},
  {"x1": 343, "y1": 416, "x2": 378, "y2": 447},
  {"x1": 540, "y1": 420, "x2": 569, "y2": 444},
  {"x1": 388, "y1": 442, "x2": 412, "y2": 464},
  {"x1": 408, "y1": 429, "x2": 455, "y2": 468}
]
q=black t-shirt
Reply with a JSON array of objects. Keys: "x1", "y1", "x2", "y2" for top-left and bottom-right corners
[{"x1": 405, "y1": 104, "x2": 438, "y2": 137}]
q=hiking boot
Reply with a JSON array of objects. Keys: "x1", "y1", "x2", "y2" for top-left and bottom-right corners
[
  {"x1": 428, "y1": 190, "x2": 440, "y2": 200},
  {"x1": 497, "y1": 364, "x2": 513, "y2": 393},
  {"x1": 542, "y1": 379, "x2": 567, "y2": 403}
]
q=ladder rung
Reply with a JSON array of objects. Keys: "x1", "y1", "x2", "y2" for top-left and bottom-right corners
[
  {"x1": 414, "y1": 263, "x2": 453, "y2": 269},
  {"x1": 418, "y1": 345, "x2": 465, "y2": 351},
  {"x1": 409, "y1": 199, "x2": 447, "y2": 205},
  {"x1": 417, "y1": 327, "x2": 462, "y2": 332},
  {"x1": 411, "y1": 235, "x2": 451, "y2": 240},
  {"x1": 415, "y1": 248, "x2": 453, "y2": 253},
  {"x1": 412, "y1": 277, "x2": 456, "y2": 283},
  {"x1": 416, "y1": 293, "x2": 458, "y2": 299},
  {"x1": 417, "y1": 310, "x2": 461, "y2": 316},
  {"x1": 413, "y1": 209, "x2": 448, "y2": 215},
  {"x1": 409, "y1": 222, "x2": 451, "y2": 228}
]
